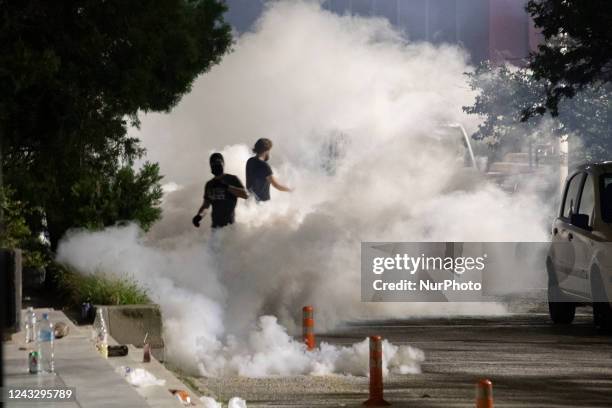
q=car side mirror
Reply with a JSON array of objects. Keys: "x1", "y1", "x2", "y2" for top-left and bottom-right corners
[{"x1": 570, "y1": 213, "x2": 591, "y2": 231}]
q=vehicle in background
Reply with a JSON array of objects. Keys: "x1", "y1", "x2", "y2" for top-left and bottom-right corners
[{"x1": 547, "y1": 162, "x2": 612, "y2": 330}]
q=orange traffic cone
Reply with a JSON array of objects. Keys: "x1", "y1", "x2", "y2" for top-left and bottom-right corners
[
  {"x1": 476, "y1": 379, "x2": 494, "y2": 408},
  {"x1": 364, "y1": 336, "x2": 390, "y2": 406},
  {"x1": 302, "y1": 306, "x2": 315, "y2": 350}
]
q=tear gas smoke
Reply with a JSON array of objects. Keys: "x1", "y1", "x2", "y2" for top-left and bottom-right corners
[
  {"x1": 201, "y1": 396, "x2": 246, "y2": 408},
  {"x1": 56, "y1": 1, "x2": 548, "y2": 376}
]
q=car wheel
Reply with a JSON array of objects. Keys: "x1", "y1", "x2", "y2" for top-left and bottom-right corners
[
  {"x1": 591, "y1": 267, "x2": 612, "y2": 331},
  {"x1": 548, "y1": 296, "x2": 576, "y2": 324},
  {"x1": 547, "y1": 259, "x2": 576, "y2": 324}
]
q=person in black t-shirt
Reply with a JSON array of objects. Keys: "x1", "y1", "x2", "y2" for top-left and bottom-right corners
[
  {"x1": 193, "y1": 153, "x2": 248, "y2": 229},
  {"x1": 245, "y1": 138, "x2": 292, "y2": 201}
]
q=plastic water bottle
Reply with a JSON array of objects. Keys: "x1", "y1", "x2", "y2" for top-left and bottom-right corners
[
  {"x1": 24, "y1": 307, "x2": 37, "y2": 343},
  {"x1": 37, "y1": 313, "x2": 54, "y2": 373},
  {"x1": 93, "y1": 309, "x2": 108, "y2": 358}
]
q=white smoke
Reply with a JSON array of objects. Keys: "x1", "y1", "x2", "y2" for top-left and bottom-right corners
[
  {"x1": 200, "y1": 396, "x2": 247, "y2": 408},
  {"x1": 57, "y1": 225, "x2": 425, "y2": 376},
  {"x1": 56, "y1": 1, "x2": 548, "y2": 377}
]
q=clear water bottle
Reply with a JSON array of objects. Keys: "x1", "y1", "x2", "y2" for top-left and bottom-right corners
[
  {"x1": 37, "y1": 313, "x2": 54, "y2": 373},
  {"x1": 92, "y1": 309, "x2": 108, "y2": 358},
  {"x1": 24, "y1": 307, "x2": 37, "y2": 343}
]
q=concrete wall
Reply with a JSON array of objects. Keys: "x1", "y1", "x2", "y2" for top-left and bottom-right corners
[{"x1": 95, "y1": 304, "x2": 165, "y2": 361}]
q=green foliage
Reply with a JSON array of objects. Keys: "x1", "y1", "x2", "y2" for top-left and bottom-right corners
[
  {"x1": 0, "y1": 0, "x2": 232, "y2": 247},
  {"x1": 53, "y1": 263, "x2": 150, "y2": 306},
  {"x1": 0, "y1": 188, "x2": 31, "y2": 249},
  {"x1": 66, "y1": 162, "x2": 163, "y2": 232},
  {"x1": 464, "y1": 62, "x2": 551, "y2": 147},
  {"x1": 526, "y1": 0, "x2": 612, "y2": 117},
  {"x1": 0, "y1": 187, "x2": 50, "y2": 269},
  {"x1": 464, "y1": 62, "x2": 612, "y2": 162},
  {"x1": 558, "y1": 86, "x2": 612, "y2": 162}
]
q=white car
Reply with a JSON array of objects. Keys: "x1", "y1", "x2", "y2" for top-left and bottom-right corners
[{"x1": 547, "y1": 162, "x2": 612, "y2": 329}]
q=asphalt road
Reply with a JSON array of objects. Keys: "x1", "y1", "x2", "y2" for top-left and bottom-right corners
[
  {"x1": 331, "y1": 310, "x2": 612, "y2": 408},
  {"x1": 196, "y1": 306, "x2": 612, "y2": 407}
]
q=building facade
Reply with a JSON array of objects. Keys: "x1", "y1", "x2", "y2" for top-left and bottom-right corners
[{"x1": 223, "y1": 0, "x2": 542, "y2": 65}]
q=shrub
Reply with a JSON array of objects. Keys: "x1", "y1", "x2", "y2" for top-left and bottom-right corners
[{"x1": 53, "y1": 263, "x2": 149, "y2": 306}]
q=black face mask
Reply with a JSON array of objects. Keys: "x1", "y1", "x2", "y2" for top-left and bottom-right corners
[{"x1": 211, "y1": 162, "x2": 224, "y2": 176}]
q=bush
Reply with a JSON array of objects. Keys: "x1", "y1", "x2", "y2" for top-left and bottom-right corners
[{"x1": 53, "y1": 263, "x2": 149, "y2": 306}]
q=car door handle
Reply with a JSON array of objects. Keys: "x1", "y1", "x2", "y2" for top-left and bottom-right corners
[{"x1": 568, "y1": 233, "x2": 573, "y2": 241}]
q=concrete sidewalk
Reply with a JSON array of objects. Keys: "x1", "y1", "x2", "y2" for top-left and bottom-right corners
[{"x1": 3, "y1": 309, "x2": 201, "y2": 408}]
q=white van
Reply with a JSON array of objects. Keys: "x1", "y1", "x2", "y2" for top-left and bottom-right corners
[{"x1": 547, "y1": 162, "x2": 612, "y2": 329}]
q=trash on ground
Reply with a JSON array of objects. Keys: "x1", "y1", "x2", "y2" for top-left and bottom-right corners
[
  {"x1": 170, "y1": 389, "x2": 193, "y2": 406},
  {"x1": 54, "y1": 321, "x2": 69, "y2": 339},
  {"x1": 108, "y1": 345, "x2": 128, "y2": 357},
  {"x1": 200, "y1": 396, "x2": 222, "y2": 408},
  {"x1": 115, "y1": 366, "x2": 166, "y2": 387},
  {"x1": 228, "y1": 397, "x2": 248, "y2": 408}
]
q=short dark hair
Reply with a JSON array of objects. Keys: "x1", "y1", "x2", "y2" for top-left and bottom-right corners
[
  {"x1": 253, "y1": 138, "x2": 273, "y2": 155},
  {"x1": 209, "y1": 152, "x2": 224, "y2": 164}
]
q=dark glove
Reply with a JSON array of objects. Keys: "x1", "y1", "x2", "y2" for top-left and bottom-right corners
[{"x1": 192, "y1": 214, "x2": 203, "y2": 228}]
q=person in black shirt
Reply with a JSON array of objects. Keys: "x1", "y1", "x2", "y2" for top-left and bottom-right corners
[
  {"x1": 193, "y1": 153, "x2": 248, "y2": 228},
  {"x1": 245, "y1": 138, "x2": 292, "y2": 201}
]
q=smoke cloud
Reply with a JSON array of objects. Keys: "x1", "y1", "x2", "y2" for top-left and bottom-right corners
[{"x1": 57, "y1": 1, "x2": 548, "y2": 376}]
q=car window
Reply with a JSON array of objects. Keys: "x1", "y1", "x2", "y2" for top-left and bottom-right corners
[
  {"x1": 562, "y1": 173, "x2": 584, "y2": 218},
  {"x1": 601, "y1": 174, "x2": 612, "y2": 223},
  {"x1": 578, "y1": 174, "x2": 595, "y2": 221}
]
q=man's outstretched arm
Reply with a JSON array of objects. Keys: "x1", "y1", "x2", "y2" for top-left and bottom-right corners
[{"x1": 267, "y1": 175, "x2": 292, "y2": 192}]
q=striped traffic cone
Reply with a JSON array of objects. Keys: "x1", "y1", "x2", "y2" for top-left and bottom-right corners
[
  {"x1": 476, "y1": 379, "x2": 493, "y2": 408},
  {"x1": 364, "y1": 335, "x2": 390, "y2": 406},
  {"x1": 302, "y1": 306, "x2": 315, "y2": 351}
]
